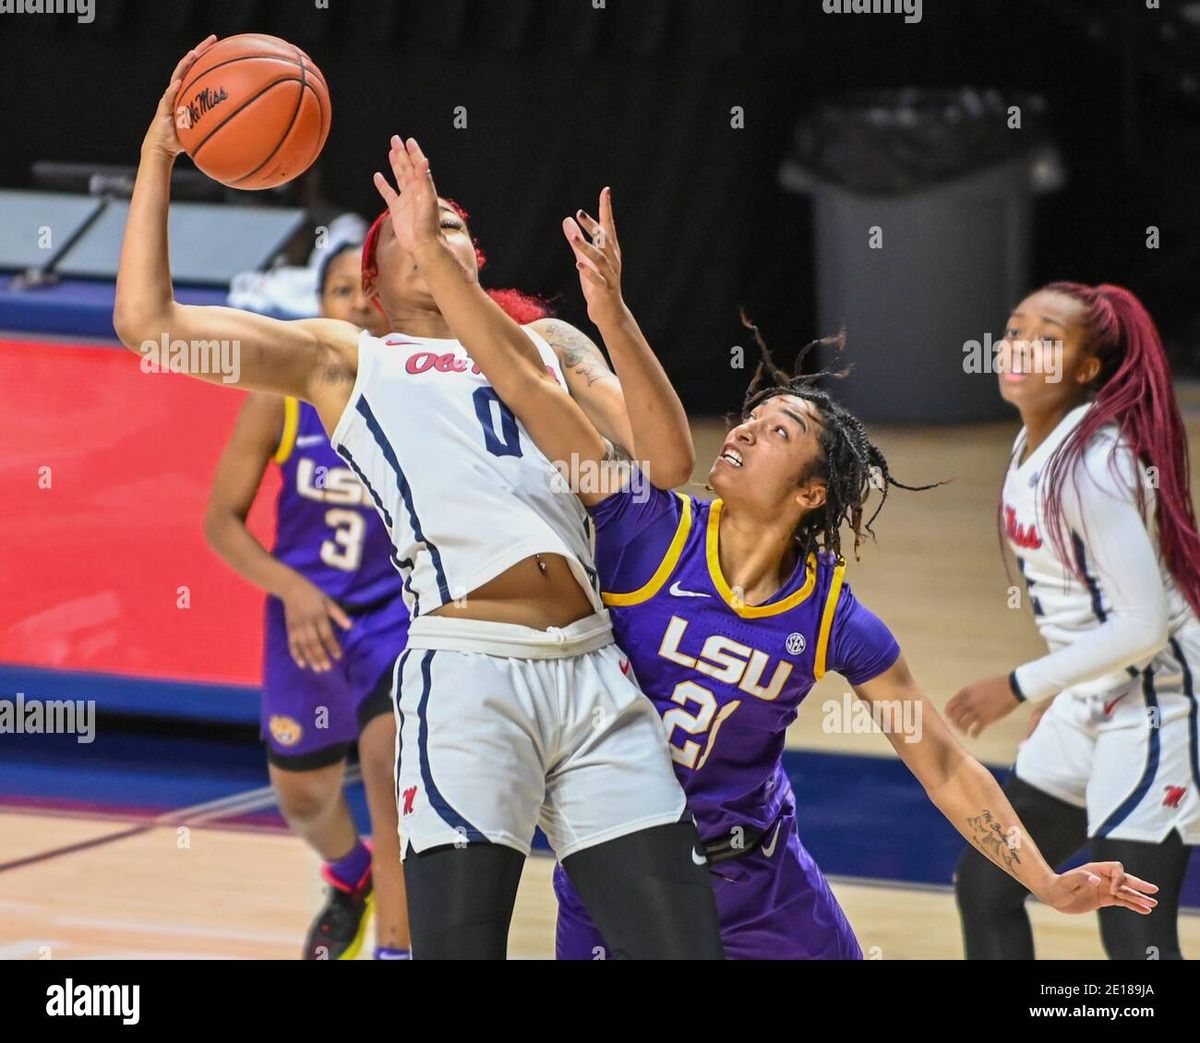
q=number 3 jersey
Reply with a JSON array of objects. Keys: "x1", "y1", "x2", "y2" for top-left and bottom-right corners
[
  {"x1": 591, "y1": 479, "x2": 900, "y2": 842},
  {"x1": 272, "y1": 396, "x2": 403, "y2": 607},
  {"x1": 329, "y1": 328, "x2": 602, "y2": 619}
]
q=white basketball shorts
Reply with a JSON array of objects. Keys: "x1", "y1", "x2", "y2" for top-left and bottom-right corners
[
  {"x1": 1015, "y1": 621, "x2": 1200, "y2": 845},
  {"x1": 389, "y1": 610, "x2": 687, "y2": 859}
]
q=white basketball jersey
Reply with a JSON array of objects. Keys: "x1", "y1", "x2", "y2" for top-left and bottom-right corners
[
  {"x1": 1003, "y1": 403, "x2": 1191, "y2": 697},
  {"x1": 330, "y1": 327, "x2": 601, "y2": 619}
]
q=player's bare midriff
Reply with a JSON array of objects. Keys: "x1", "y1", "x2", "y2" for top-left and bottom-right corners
[
  {"x1": 429, "y1": 553, "x2": 596, "y2": 630},
  {"x1": 314, "y1": 349, "x2": 598, "y2": 632}
]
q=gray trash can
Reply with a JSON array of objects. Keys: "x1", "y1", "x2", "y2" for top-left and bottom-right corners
[{"x1": 780, "y1": 89, "x2": 1064, "y2": 424}]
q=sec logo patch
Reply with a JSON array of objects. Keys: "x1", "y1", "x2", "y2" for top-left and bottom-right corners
[
  {"x1": 786, "y1": 632, "x2": 806, "y2": 655},
  {"x1": 269, "y1": 715, "x2": 303, "y2": 747}
]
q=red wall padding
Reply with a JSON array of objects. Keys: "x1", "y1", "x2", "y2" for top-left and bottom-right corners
[{"x1": 0, "y1": 339, "x2": 278, "y2": 685}]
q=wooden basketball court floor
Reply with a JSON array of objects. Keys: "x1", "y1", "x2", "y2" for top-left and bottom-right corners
[{"x1": 3, "y1": 410, "x2": 1199, "y2": 960}]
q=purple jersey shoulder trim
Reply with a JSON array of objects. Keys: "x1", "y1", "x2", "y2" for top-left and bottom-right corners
[{"x1": 600, "y1": 492, "x2": 693, "y2": 606}]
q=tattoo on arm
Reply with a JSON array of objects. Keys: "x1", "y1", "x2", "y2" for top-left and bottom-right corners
[
  {"x1": 966, "y1": 810, "x2": 1021, "y2": 870},
  {"x1": 544, "y1": 320, "x2": 616, "y2": 388}
]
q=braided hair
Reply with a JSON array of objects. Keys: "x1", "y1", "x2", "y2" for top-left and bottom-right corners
[
  {"x1": 1027, "y1": 282, "x2": 1200, "y2": 618},
  {"x1": 737, "y1": 314, "x2": 938, "y2": 560}
]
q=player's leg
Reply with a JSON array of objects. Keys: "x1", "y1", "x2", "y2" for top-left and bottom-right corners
[
  {"x1": 262, "y1": 594, "x2": 380, "y2": 958},
  {"x1": 267, "y1": 754, "x2": 376, "y2": 960},
  {"x1": 392, "y1": 641, "x2": 546, "y2": 959},
  {"x1": 357, "y1": 710, "x2": 409, "y2": 958},
  {"x1": 546, "y1": 639, "x2": 722, "y2": 959},
  {"x1": 402, "y1": 842, "x2": 526, "y2": 959},
  {"x1": 560, "y1": 815, "x2": 722, "y2": 959},
  {"x1": 712, "y1": 808, "x2": 862, "y2": 960},
  {"x1": 954, "y1": 773, "x2": 1089, "y2": 959},
  {"x1": 268, "y1": 758, "x2": 356, "y2": 856},
  {"x1": 1087, "y1": 664, "x2": 1199, "y2": 961},
  {"x1": 344, "y1": 602, "x2": 413, "y2": 959},
  {"x1": 1093, "y1": 833, "x2": 1192, "y2": 959},
  {"x1": 556, "y1": 806, "x2": 860, "y2": 961},
  {"x1": 553, "y1": 861, "x2": 610, "y2": 960}
]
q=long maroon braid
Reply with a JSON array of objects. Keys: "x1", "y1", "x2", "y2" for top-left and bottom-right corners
[{"x1": 1037, "y1": 281, "x2": 1200, "y2": 616}]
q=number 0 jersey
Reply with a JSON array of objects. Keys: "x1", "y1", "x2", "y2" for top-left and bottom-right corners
[
  {"x1": 330, "y1": 327, "x2": 602, "y2": 619},
  {"x1": 273, "y1": 397, "x2": 404, "y2": 606}
]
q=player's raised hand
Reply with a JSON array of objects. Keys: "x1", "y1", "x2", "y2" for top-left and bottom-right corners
[
  {"x1": 143, "y1": 34, "x2": 219, "y2": 158},
  {"x1": 563, "y1": 186, "x2": 626, "y2": 327},
  {"x1": 373, "y1": 135, "x2": 441, "y2": 256},
  {"x1": 946, "y1": 674, "x2": 1021, "y2": 738},
  {"x1": 1043, "y1": 861, "x2": 1159, "y2": 916}
]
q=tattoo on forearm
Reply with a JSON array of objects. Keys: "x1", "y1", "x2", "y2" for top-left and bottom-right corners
[
  {"x1": 545, "y1": 320, "x2": 615, "y2": 388},
  {"x1": 967, "y1": 810, "x2": 1022, "y2": 870}
]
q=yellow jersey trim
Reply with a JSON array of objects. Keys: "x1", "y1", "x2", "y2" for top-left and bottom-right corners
[
  {"x1": 813, "y1": 560, "x2": 847, "y2": 679},
  {"x1": 274, "y1": 396, "x2": 301, "y2": 465},
  {"x1": 704, "y1": 499, "x2": 817, "y2": 618},
  {"x1": 601, "y1": 493, "x2": 693, "y2": 607}
]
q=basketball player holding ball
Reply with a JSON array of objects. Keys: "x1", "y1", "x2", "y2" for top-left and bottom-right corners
[
  {"x1": 114, "y1": 37, "x2": 722, "y2": 959},
  {"x1": 368, "y1": 138, "x2": 1163, "y2": 960}
]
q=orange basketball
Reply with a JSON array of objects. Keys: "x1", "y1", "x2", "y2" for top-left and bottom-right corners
[{"x1": 174, "y1": 33, "x2": 331, "y2": 190}]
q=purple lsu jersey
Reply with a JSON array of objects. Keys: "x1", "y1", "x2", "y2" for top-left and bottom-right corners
[
  {"x1": 591, "y1": 480, "x2": 900, "y2": 842},
  {"x1": 272, "y1": 397, "x2": 404, "y2": 607}
]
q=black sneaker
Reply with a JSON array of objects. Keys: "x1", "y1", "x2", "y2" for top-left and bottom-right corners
[{"x1": 303, "y1": 863, "x2": 374, "y2": 960}]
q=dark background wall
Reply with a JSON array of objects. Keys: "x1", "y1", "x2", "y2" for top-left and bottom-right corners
[{"x1": 1, "y1": 0, "x2": 1196, "y2": 413}]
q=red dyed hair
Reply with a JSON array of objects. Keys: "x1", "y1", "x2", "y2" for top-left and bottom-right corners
[
  {"x1": 1033, "y1": 281, "x2": 1200, "y2": 616},
  {"x1": 360, "y1": 198, "x2": 551, "y2": 325}
]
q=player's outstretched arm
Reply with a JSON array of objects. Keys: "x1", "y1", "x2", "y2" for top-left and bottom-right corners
[
  {"x1": 528, "y1": 317, "x2": 636, "y2": 463},
  {"x1": 112, "y1": 40, "x2": 358, "y2": 421},
  {"x1": 853, "y1": 655, "x2": 1160, "y2": 918},
  {"x1": 203, "y1": 393, "x2": 351, "y2": 672},
  {"x1": 203, "y1": 393, "x2": 293, "y2": 595},
  {"x1": 374, "y1": 136, "x2": 618, "y2": 503},
  {"x1": 546, "y1": 187, "x2": 696, "y2": 489}
]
